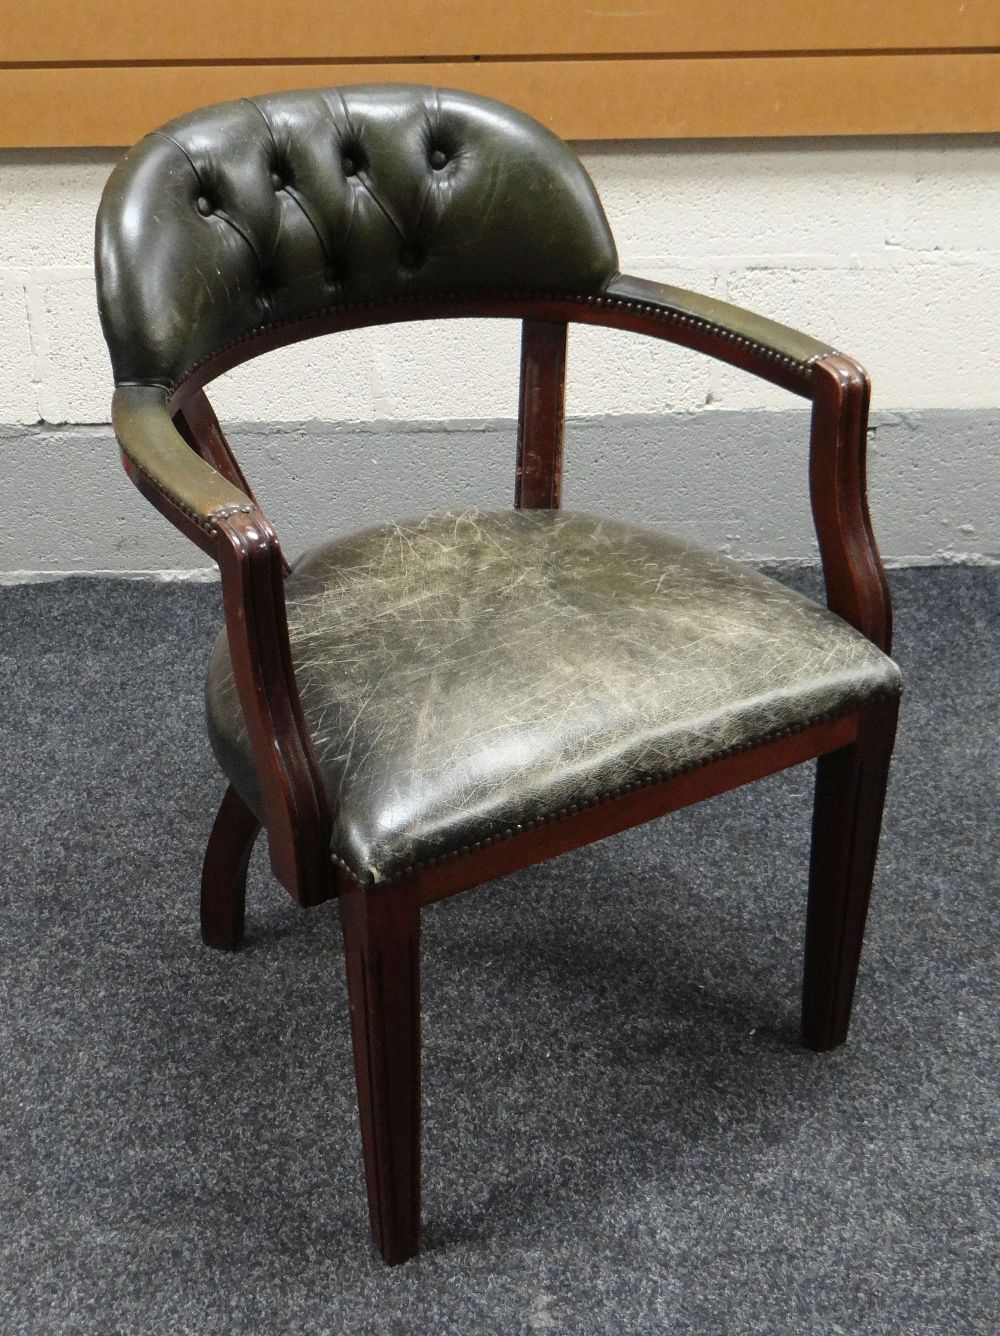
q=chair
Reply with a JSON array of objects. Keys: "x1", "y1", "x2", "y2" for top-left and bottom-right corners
[{"x1": 95, "y1": 84, "x2": 901, "y2": 1265}]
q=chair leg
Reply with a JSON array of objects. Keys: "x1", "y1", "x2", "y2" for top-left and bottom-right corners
[
  {"x1": 339, "y1": 888, "x2": 421, "y2": 1266},
  {"x1": 201, "y1": 784, "x2": 260, "y2": 950},
  {"x1": 802, "y1": 697, "x2": 899, "y2": 1051}
]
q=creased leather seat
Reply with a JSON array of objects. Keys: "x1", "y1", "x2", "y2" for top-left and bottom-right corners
[{"x1": 206, "y1": 509, "x2": 901, "y2": 885}]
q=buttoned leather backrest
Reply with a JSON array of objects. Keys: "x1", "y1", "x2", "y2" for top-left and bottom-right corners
[{"x1": 96, "y1": 84, "x2": 618, "y2": 388}]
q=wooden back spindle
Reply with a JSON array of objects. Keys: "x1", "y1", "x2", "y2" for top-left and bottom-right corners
[{"x1": 515, "y1": 318, "x2": 568, "y2": 509}]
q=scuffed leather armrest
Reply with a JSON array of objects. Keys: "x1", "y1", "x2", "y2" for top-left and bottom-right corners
[
  {"x1": 113, "y1": 381, "x2": 331, "y2": 901},
  {"x1": 606, "y1": 274, "x2": 836, "y2": 396},
  {"x1": 606, "y1": 276, "x2": 888, "y2": 647},
  {"x1": 112, "y1": 384, "x2": 253, "y2": 552}
]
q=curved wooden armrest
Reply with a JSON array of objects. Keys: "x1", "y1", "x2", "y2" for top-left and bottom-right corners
[
  {"x1": 600, "y1": 278, "x2": 890, "y2": 652},
  {"x1": 606, "y1": 274, "x2": 834, "y2": 396},
  {"x1": 112, "y1": 383, "x2": 331, "y2": 904}
]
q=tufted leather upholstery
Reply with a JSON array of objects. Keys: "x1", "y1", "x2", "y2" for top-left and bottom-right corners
[
  {"x1": 205, "y1": 510, "x2": 902, "y2": 885},
  {"x1": 96, "y1": 84, "x2": 617, "y2": 388}
]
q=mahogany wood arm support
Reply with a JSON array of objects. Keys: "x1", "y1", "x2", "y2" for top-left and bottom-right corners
[
  {"x1": 112, "y1": 384, "x2": 250, "y2": 553},
  {"x1": 212, "y1": 510, "x2": 332, "y2": 905},
  {"x1": 597, "y1": 277, "x2": 891, "y2": 651},
  {"x1": 111, "y1": 384, "x2": 332, "y2": 905},
  {"x1": 808, "y1": 353, "x2": 892, "y2": 652}
]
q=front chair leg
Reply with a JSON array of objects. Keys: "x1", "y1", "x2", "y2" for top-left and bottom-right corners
[
  {"x1": 201, "y1": 784, "x2": 260, "y2": 950},
  {"x1": 339, "y1": 887, "x2": 421, "y2": 1266},
  {"x1": 802, "y1": 697, "x2": 900, "y2": 1051}
]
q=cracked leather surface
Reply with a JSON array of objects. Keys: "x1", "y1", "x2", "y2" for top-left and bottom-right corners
[
  {"x1": 96, "y1": 84, "x2": 617, "y2": 387},
  {"x1": 205, "y1": 510, "x2": 902, "y2": 885}
]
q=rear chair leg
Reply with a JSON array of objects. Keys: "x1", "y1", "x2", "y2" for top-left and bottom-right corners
[
  {"x1": 201, "y1": 784, "x2": 260, "y2": 950},
  {"x1": 802, "y1": 697, "x2": 899, "y2": 1051},
  {"x1": 339, "y1": 887, "x2": 421, "y2": 1265}
]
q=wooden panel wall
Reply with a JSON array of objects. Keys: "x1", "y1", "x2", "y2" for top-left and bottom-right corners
[{"x1": 1, "y1": 1, "x2": 998, "y2": 146}]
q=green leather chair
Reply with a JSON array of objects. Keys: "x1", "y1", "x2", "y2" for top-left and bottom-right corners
[{"x1": 95, "y1": 84, "x2": 902, "y2": 1264}]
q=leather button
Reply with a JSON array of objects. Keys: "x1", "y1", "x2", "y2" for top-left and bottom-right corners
[
  {"x1": 324, "y1": 265, "x2": 339, "y2": 284},
  {"x1": 195, "y1": 196, "x2": 212, "y2": 216},
  {"x1": 342, "y1": 156, "x2": 356, "y2": 176},
  {"x1": 270, "y1": 172, "x2": 283, "y2": 190},
  {"x1": 399, "y1": 246, "x2": 419, "y2": 268},
  {"x1": 430, "y1": 149, "x2": 447, "y2": 169}
]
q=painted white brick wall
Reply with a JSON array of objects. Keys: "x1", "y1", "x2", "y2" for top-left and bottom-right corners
[{"x1": 0, "y1": 135, "x2": 998, "y2": 426}]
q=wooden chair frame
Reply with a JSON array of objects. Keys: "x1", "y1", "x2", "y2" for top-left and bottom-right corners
[{"x1": 115, "y1": 286, "x2": 898, "y2": 1264}]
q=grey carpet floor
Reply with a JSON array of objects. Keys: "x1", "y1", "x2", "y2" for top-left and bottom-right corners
[{"x1": 0, "y1": 565, "x2": 997, "y2": 1335}]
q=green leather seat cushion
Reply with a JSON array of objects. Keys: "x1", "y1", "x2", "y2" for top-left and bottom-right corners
[{"x1": 205, "y1": 510, "x2": 901, "y2": 885}]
